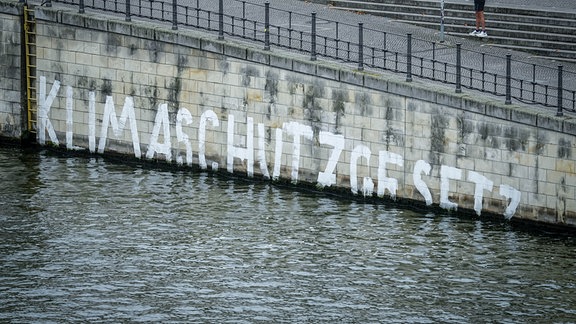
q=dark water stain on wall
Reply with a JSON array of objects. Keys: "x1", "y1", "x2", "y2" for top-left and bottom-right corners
[
  {"x1": 265, "y1": 71, "x2": 279, "y2": 120},
  {"x1": 534, "y1": 156, "x2": 540, "y2": 194},
  {"x1": 332, "y1": 90, "x2": 346, "y2": 134},
  {"x1": 167, "y1": 77, "x2": 181, "y2": 113},
  {"x1": 145, "y1": 41, "x2": 163, "y2": 63},
  {"x1": 242, "y1": 97, "x2": 248, "y2": 112},
  {"x1": 77, "y1": 76, "x2": 97, "y2": 101},
  {"x1": 429, "y1": 113, "x2": 449, "y2": 165},
  {"x1": 100, "y1": 79, "x2": 112, "y2": 103},
  {"x1": 478, "y1": 122, "x2": 500, "y2": 148},
  {"x1": 165, "y1": 55, "x2": 189, "y2": 114},
  {"x1": 558, "y1": 138, "x2": 572, "y2": 159},
  {"x1": 504, "y1": 126, "x2": 529, "y2": 152},
  {"x1": 0, "y1": 32, "x2": 19, "y2": 79},
  {"x1": 219, "y1": 58, "x2": 230, "y2": 75},
  {"x1": 536, "y1": 133, "x2": 547, "y2": 155},
  {"x1": 456, "y1": 113, "x2": 474, "y2": 145},
  {"x1": 241, "y1": 66, "x2": 260, "y2": 87},
  {"x1": 105, "y1": 34, "x2": 122, "y2": 55},
  {"x1": 144, "y1": 82, "x2": 159, "y2": 110},
  {"x1": 59, "y1": 27, "x2": 76, "y2": 40},
  {"x1": 129, "y1": 43, "x2": 138, "y2": 56},
  {"x1": 355, "y1": 92, "x2": 371, "y2": 116},
  {"x1": 383, "y1": 128, "x2": 404, "y2": 151},
  {"x1": 302, "y1": 82, "x2": 325, "y2": 143},
  {"x1": 504, "y1": 126, "x2": 520, "y2": 151}
]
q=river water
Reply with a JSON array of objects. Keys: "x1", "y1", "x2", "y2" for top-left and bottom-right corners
[{"x1": 1, "y1": 145, "x2": 575, "y2": 323}]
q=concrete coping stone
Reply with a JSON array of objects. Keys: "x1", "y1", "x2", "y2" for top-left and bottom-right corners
[
  {"x1": 562, "y1": 118, "x2": 576, "y2": 136},
  {"x1": 246, "y1": 47, "x2": 270, "y2": 65},
  {"x1": 0, "y1": 0, "x2": 22, "y2": 15}
]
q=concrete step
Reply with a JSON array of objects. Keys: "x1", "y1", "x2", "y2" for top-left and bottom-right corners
[
  {"x1": 395, "y1": 19, "x2": 576, "y2": 49},
  {"x1": 327, "y1": 0, "x2": 576, "y2": 59}
]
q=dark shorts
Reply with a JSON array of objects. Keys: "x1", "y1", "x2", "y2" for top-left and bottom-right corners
[{"x1": 474, "y1": 0, "x2": 485, "y2": 11}]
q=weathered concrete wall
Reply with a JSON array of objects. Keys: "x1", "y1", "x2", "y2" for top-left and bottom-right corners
[
  {"x1": 1, "y1": 1, "x2": 575, "y2": 228},
  {"x1": 0, "y1": 1, "x2": 23, "y2": 139}
]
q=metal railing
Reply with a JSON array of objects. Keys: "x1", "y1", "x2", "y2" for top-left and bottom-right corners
[{"x1": 39, "y1": 0, "x2": 576, "y2": 115}]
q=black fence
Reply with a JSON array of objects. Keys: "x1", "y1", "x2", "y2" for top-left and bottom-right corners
[{"x1": 39, "y1": 0, "x2": 576, "y2": 115}]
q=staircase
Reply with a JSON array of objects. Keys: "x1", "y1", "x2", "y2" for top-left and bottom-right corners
[{"x1": 325, "y1": 0, "x2": 576, "y2": 61}]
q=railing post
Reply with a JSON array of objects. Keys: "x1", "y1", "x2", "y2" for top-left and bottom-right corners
[
  {"x1": 125, "y1": 0, "x2": 131, "y2": 22},
  {"x1": 406, "y1": 33, "x2": 412, "y2": 82},
  {"x1": 335, "y1": 21, "x2": 339, "y2": 59},
  {"x1": 358, "y1": 23, "x2": 364, "y2": 70},
  {"x1": 79, "y1": 0, "x2": 85, "y2": 14},
  {"x1": 505, "y1": 53, "x2": 512, "y2": 104},
  {"x1": 218, "y1": 0, "x2": 224, "y2": 40},
  {"x1": 310, "y1": 12, "x2": 317, "y2": 60},
  {"x1": 481, "y1": 52, "x2": 485, "y2": 91},
  {"x1": 264, "y1": 2, "x2": 270, "y2": 50},
  {"x1": 172, "y1": 0, "x2": 178, "y2": 30},
  {"x1": 439, "y1": 0, "x2": 445, "y2": 43},
  {"x1": 557, "y1": 65, "x2": 563, "y2": 117},
  {"x1": 455, "y1": 43, "x2": 461, "y2": 93}
]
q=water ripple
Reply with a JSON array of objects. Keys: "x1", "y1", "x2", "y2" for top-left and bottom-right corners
[{"x1": 1, "y1": 147, "x2": 575, "y2": 323}]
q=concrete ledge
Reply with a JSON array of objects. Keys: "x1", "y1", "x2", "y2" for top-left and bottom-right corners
[
  {"x1": 436, "y1": 91, "x2": 463, "y2": 110},
  {"x1": 293, "y1": 59, "x2": 317, "y2": 75},
  {"x1": 317, "y1": 65, "x2": 339, "y2": 82},
  {"x1": 0, "y1": 0, "x2": 22, "y2": 15},
  {"x1": 201, "y1": 39, "x2": 224, "y2": 54},
  {"x1": 269, "y1": 55, "x2": 293, "y2": 70},
  {"x1": 564, "y1": 118, "x2": 576, "y2": 136},
  {"x1": 538, "y1": 114, "x2": 564, "y2": 133},
  {"x1": 107, "y1": 19, "x2": 131, "y2": 35},
  {"x1": 461, "y1": 97, "x2": 486, "y2": 114},
  {"x1": 60, "y1": 10, "x2": 85, "y2": 28},
  {"x1": 340, "y1": 70, "x2": 364, "y2": 87},
  {"x1": 512, "y1": 109, "x2": 538, "y2": 126},
  {"x1": 247, "y1": 49, "x2": 270, "y2": 65},
  {"x1": 83, "y1": 14, "x2": 107, "y2": 32},
  {"x1": 131, "y1": 22, "x2": 155, "y2": 39},
  {"x1": 178, "y1": 33, "x2": 201, "y2": 49},
  {"x1": 485, "y1": 102, "x2": 512, "y2": 120},
  {"x1": 34, "y1": 7, "x2": 60, "y2": 23},
  {"x1": 224, "y1": 43, "x2": 247, "y2": 60},
  {"x1": 387, "y1": 81, "x2": 436, "y2": 103},
  {"x1": 155, "y1": 26, "x2": 177, "y2": 44},
  {"x1": 363, "y1": 74, "x2": 388, "y2": 92}
]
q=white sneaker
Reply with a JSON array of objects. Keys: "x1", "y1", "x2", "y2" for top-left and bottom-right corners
[
  {"x1": 469, "y1": 30, "x2": 479, "y2": 36},
  {"x1": 477, "y1": 31, "x2": 488, "y2": 38}
]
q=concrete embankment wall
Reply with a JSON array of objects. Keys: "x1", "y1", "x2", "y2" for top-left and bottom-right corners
[
  {"x1": 0, "y1": 2, "x2": 23, "y2": 139},
  {"x1": 1, "y1": 1, "x2": 575, "y2": 228}
]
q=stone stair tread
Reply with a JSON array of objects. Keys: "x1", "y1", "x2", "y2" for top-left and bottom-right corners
[
  {"x1": 334, "y1": 7, "x2": 576, "y2": 28},
  {"x1": 330, "y1": 0, "x2": 576, "y2": 18},
  {"x1": 397, "y1": 20, "x2": 576, "y2": 42},
  {"x1": 483, "y1": 44, "x2": 576, "y2": 61}
]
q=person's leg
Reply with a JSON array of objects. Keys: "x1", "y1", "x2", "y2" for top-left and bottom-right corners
[
  {"x1": 478, "y1": 0, "x2": 486, "y2": 31},
  {"x1": 475, "y1": 11, "x2": 481, "y2": 30}
]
